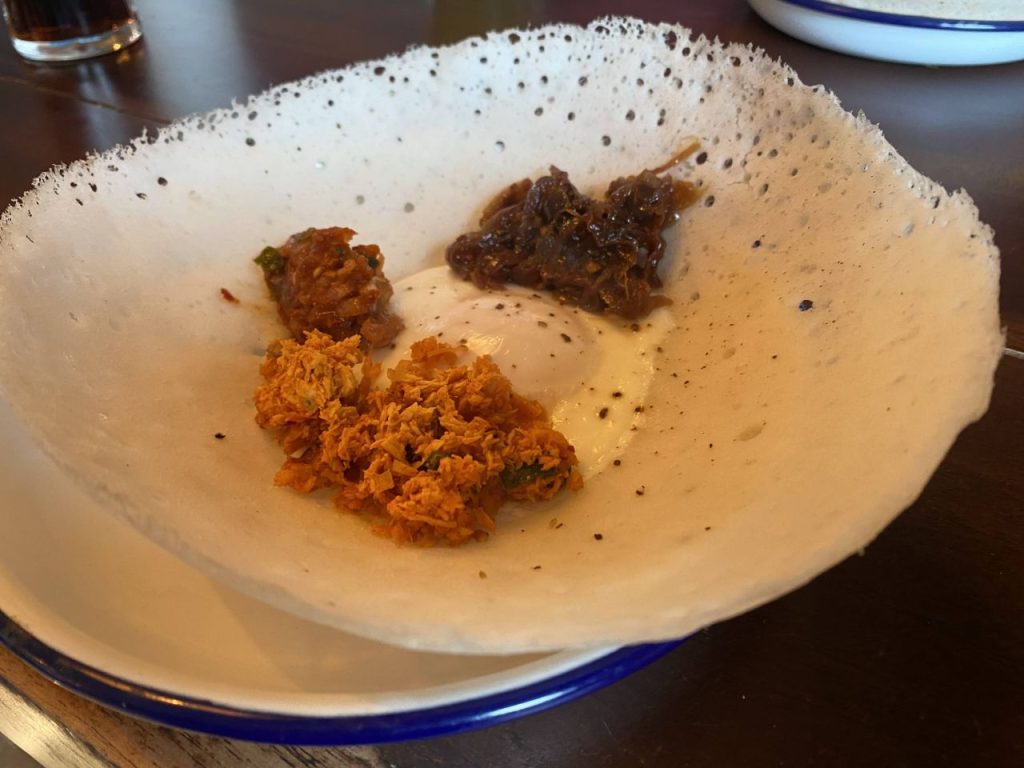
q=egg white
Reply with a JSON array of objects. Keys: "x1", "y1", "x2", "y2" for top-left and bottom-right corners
[{"x1": 377, "y1": 266, "x2": 673, "y2": 476}]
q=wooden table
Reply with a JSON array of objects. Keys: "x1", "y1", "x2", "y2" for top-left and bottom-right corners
[{"x1": 1, "y1": 2, "x2": 1021, "y2": 766}]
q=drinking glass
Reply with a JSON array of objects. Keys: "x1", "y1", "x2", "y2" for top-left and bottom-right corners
[{"x1": 1, "y1": 0, "x2": 141, "y2": 62}]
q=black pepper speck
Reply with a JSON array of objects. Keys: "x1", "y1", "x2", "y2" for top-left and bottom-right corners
[{"x1": 798, "y1": 299, "x2": 814, "y2": 311}]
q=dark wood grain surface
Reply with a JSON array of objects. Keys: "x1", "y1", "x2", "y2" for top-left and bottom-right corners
[{"x1": 1, "y1": 2, "x2": 1021, "y2": 766}]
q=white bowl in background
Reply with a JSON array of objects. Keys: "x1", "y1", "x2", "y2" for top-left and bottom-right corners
[{"x1": 749, "y1": 0, "x2": 1024, "y2": 65}]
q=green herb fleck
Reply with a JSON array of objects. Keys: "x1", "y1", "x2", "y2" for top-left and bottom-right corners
[
  {"x1": 254, "y1": 246, "x2": 284, "y2": 272},
  {"x1": 500, "y1": 462, "x2": 558, "y2": 488},
  {"x1": 423, "y1": 450, "x2": 449, "y2": 470}
]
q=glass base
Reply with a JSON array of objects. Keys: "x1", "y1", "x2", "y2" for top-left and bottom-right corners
[{"x1": 11, "y1": 18, "x2": 141, "y2": 62}]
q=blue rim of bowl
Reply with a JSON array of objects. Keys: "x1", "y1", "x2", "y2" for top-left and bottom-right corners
[
  {"x1": 775, "y1": 0, "x2": 1024, "y2": 30},
  {"x1": 0, "y1": 611, "x2": 684, "y2": 745}
]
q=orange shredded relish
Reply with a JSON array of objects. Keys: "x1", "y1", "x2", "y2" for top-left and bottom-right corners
[{"x1": 253, "y1": 330, "x2": 582, "y2": 545}]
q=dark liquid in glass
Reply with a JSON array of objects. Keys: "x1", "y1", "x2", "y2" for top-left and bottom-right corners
[{"x1": 5, "y1": 0, "x2": 134, "y2": 42}]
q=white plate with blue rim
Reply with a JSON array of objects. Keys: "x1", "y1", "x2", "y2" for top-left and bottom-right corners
[
  {"x1": 0, "y1": 397, "x2": 680, "y2": 745},
  {"x1": 749, "y1": 0, "x2": 1024, "y2": 65}
]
